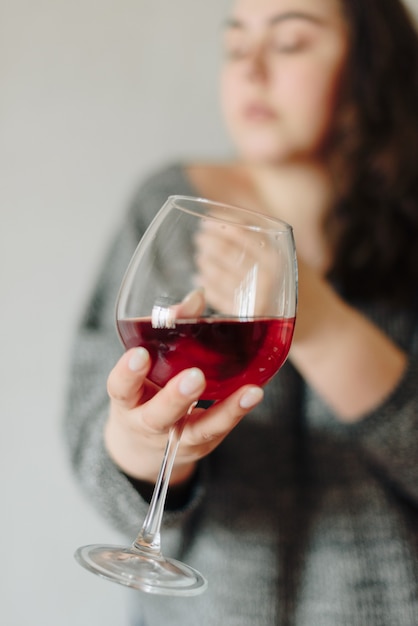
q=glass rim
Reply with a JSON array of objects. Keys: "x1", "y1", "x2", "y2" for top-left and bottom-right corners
[{"x1": 168, "y1": 195, "x2": 293, "y2": 234}]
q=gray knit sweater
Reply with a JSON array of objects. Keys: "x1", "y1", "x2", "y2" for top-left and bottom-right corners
[{"x1": 65, "y1": 163, "x2": 418, "y2": 625}]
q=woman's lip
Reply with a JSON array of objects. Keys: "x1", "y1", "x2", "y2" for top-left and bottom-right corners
[{"x1": 243, "y1": 103, "x2": 277, "y2": 120}]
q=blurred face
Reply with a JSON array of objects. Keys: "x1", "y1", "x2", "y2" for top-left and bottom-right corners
[{"x1": 221, "y1": 0, "x2": 349, "y2": 164}]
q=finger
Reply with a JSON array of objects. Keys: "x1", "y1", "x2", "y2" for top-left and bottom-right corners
[
  {"x1": 107, "y1": 347, "x2": 151, "y2": 410},
  {"x1": 171, "y1": 288, "x2": 206, "y2": 319},
  {"x1": 184, "y1": 385, "x2": 264, "y2": 448},
  {"x1": 195, "y1": 230, "x2": 260, "y2": 283},
  {"x1": 195, "y1": 233, "x2": 245, "y2": 286},
  {"x1": 138, "y1": 367, "x2": 207, "y2": 433},
  {"x1": 195, "y1": 277, "x2": 234, "y2": 314},
  {"x1": 195, "y1": 230, "x2": 246, "y2": 269},
  {"x1": 195, "y1": 251, "x2": 240, "y2": 313},
  {"x1": 199, "y1": 220, "x2": 262, "y2": 254}
]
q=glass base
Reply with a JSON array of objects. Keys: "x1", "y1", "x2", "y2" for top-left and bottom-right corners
[{"x1": 75, "y1": 544, "x2": 208, "y2": 596}]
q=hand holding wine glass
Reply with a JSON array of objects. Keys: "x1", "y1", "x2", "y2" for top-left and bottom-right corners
[
  {"x1": 75, "y1": 195, "x2": 297, "y2": 596},
  {"x1": 105, "y1": 289, "x2": 264, "y2": 488}
]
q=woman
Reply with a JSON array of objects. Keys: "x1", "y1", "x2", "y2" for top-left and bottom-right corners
[{"x1": 65, "y1": 0, "x2": 418, "y2": 624}]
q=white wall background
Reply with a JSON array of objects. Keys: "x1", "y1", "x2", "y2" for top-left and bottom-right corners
[
  {"x1": 0, "y1": 2, "x2": 229, "y2": 625},
  {"x1": 1, "y1": 1, "x2": 417, "y2": 625}
]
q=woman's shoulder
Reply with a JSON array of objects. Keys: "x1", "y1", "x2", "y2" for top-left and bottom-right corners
[
  {"x1": 127, "y1": 162, "x2": 195, "y2": 225},
  {"x1": 133, "y1": 162, "x2": 194, "y2": 199}
]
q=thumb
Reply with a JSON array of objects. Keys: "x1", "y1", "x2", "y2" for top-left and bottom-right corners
[{"x1": 107, "y1": 347, "x2": 151, "y2": 410}]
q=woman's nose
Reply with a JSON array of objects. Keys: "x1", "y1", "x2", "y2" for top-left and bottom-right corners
[{"x1": 245, "y1": 47, "x2": 268, "y2": 82}]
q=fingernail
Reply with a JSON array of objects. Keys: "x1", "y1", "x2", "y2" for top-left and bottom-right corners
[
  {"x1": 179, "y1": 368, "x2": 205, "y2": 396},
  {"x1": 128, "y1": 347, "x2": 149, "y2": 371},
  {"x1": 239, "y1": 387, "x2": 264, "y2": 409}
]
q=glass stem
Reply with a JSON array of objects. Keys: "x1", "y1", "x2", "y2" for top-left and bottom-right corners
[{"x1": 133, "y1": 403, "x2": 196, "y2": 555}]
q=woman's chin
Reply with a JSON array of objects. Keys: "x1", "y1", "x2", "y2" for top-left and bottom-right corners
[
  {"x1": 239, "y1": 151, "x2": 296, "y2": 166},
  {"x1": 234, "y1": 139, "x2": 303, "y2": 166},
  {"x1": 236, "y1": 142, "x2": 322, "y2": 167}
]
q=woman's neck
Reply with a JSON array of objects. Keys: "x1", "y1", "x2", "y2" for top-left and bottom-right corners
[
  {"x1": 245, "y1": 161, "x2": 336, "y2": 273},
  {"x1": 186, "y1": 159, "x2": 336, "y2": 273}
]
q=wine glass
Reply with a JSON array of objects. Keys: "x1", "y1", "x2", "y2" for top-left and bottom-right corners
[{"x1": 75, "y1": 195, "x2": 297, "y2": 596}]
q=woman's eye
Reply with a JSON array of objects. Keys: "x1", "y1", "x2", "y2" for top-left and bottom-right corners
[{"x1": 272, "y1": 39, "x2": 307, "y2": 54}]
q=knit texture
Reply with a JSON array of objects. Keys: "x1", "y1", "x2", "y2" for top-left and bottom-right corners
[{"x1": 64, "y1": 163, "x2": 418, "y2": 625}]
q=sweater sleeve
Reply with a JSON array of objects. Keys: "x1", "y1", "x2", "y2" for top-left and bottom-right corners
[
  {"x1": 349, "y1": 313, "x2": 418, "y2": 506},
  {"x1": 63, "y1": 164, "x2": 205, "y2": 538}
]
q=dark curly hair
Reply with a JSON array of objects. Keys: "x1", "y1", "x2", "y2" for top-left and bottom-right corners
[{"x1": 326, "y1": 0, "x2": 418, "y2": 305}]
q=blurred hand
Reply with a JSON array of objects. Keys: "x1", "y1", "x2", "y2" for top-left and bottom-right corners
[{"x1": 193, "y1": 220, "x2": 279, "y2": 317}]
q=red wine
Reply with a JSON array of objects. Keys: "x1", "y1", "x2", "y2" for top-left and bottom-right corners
[{"x1": 117, "y1": 317, "x2": 295, "y2": 401}]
